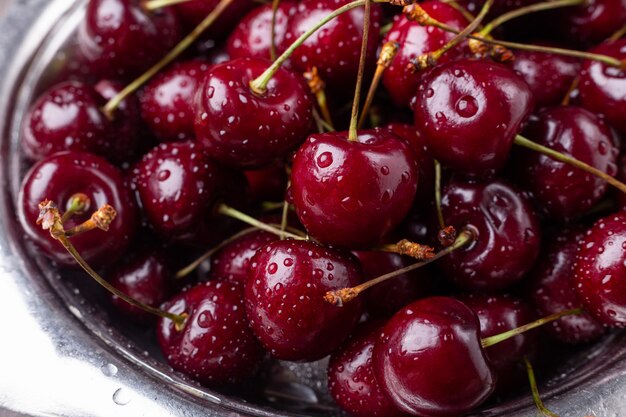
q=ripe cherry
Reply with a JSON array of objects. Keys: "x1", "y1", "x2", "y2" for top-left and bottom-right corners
[
  {"x1": 574, "y1": 213, "x2": 626, "y2": 327},
  {"x1": 439, "y1": 179, "x2": 541, "y2": 291},
  {"x1": 511, "y1": 106, "x2": 618, "y2": 220},
  {"x1": 291, "y1": 130, "x2": 418, "y2": 249},
  {"x1": 413, "y1": 59, "x2": 534, "y2": 178},
  {"x1": 528, "y1": 228, "x2": 605, "y2": 344},
  {"x1": 372, "y1": 296, "x2": 495, "y2": 417},
  {"x1": 550, "y1": 0, "x2": 626, "y2": 44},
  {"x1": 194, "y1": 57, "x2": 313, "y2": 168},
  {"x1": 139, "y1": 60, "x2": 211, "y2": 143},
  {"x1": 18, "y1": 151, "x2": 138, "y2": 266},
  {"x1": 328, "y1": 322, "x2": 407, "y2": 417},
  {"x1": 245, "y1": 240, "x2": 363, "y2": 361},
  {"x1": 382, "y1": 1, "x2": 468, "y2": 107},
  {"x1": 173, "y1": 0, "x2": 252, "y2": 39},
  {"x1": 157, "y1": 280, "x2": 266, "y2": 386}
]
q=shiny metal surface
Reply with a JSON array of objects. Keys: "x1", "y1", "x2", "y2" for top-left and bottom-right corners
[{"x1": 0, "y1": 1, "x2": 624, "y2": 416}]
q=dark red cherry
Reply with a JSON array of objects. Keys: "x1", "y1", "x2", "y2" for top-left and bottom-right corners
[
  {"x1": 210, "y1": 230, "x2": 277, "y2": 284},
  {"x1": 283, "y1": 0, "x2": 382, "y2": 91},
  {"x1": 382, "y1": 1, "x2": 468, "y2": 108},
  {"x1": 194, "y1": 57, "x2": 313, "y2": 168},
  {"x1": 574, "y1": 213, "x2": 626, "y2": 327},
  {"x1": 109, "y1": 249, "x2": 170, "y2": 323},
  {"x1": 226, "y1": 1, "x2": 297, "y2": 60},
  {"x1": 372, "y1": 296, "x2": 495, "y2": 417},
  {"x1": 18, "y1": 151, "x2": 138, "y2": 266},
  {"x1": 383, "y1": 123, "x2": 434, "y2": 206},
  {"x1": 328, "y1": 322, "x2": 408, "y2": 417},
  {"x1": 528, "y1": 228, "x2": 605, "y2": 344},
  {"x1": 551, "y1": 0, "x2": 626, "y2": 44},
  {"x1": 245, "y1": 240, "x2": 363, "y2": 361},
  {"x1": 439, "y1": 179, "x2": 541, "y2": 291},
  {"x1": 509, "y1": 46, "x2": 580, "y2": 109},
  {"x1": 413, "y1": 59, "x2": 534, "y2": 178},
  {"x1": 77, "y1": 0, "x2": 181, "y2": 79},
  {"x1": 617, "y1": 153, "x2": 626, "y2": 211},
  {"x1": 157, "y1": 280, "x2": 266, "y2": 386},
  {"x1": 140, "y1": 60, "x2": 211, "y2": 143},
  {"x1": 456, "y1": 0, "x2": 541, "y2": 16},
  {"x1": 354, "y1": 251, "x2": 433, "y2": 318},
  {"x1": 579, "y1": 39, "x2": 626, "y2": 137},
  {"x1": 244, "y1": 165, "x2": 288, "y2": 203},
  {"x1": 174, "y1": 0, "x2": 252, "y2": 39},
  {"x1": 511, "y1": 106, "x2": 618, "y2": 220},
  {"x1": 131, "y1": 141, "x2": 222, "y2": 242},
  {"x1": 291, "y1": 130, "x2": 418, "y2": 249}
]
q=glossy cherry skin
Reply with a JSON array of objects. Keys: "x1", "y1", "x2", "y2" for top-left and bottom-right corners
[
  {"x1": 226, "y1": 1, "x2": 297, "y2": 60},
  {"x1": 509, "y1": 47, "x2": 580, "y2": 109},
  {"x1": 291, "y1": 130, "x2": 418, "y2": 249},
  {"x1": 382, "y1": 1, "x2": 468, "y2": 108},
  {"x1": 579, "y1": 39, "x2": 626, "y2": 137},
  {"x1": 209, "y1": 230, "x2": 277, "y2": 284},
  {"x1": 551, "y1": 0, "x2": 626, "y2": 44},
  {"x1": 173, "y1": 0, "x2": 252, "y2": 39},
  {"x1": 328, "y1": 322, "x2": 408, "y2": 417},
  {"x1": 77, "y1": 0, "x2": 181, "y2": 79},
  {"x1": 354, "y1": 251, "x2": 433, "y2": 318},
  {"x1": 574, "y1": 213, "x2": 626, "y2": 327},
  {"x1": 512, "y1": 106, "x2": 618, "y2": 220},
  {"x1": 245, "y1": 240, "x2": 363, "y2": 361},
  {"x1": 283, "y1": 0, "x2": 382, "y2": 91},
  {"x1": 245, "y1": 165, "x2": 288, "y2": 203},
  {"x1": 109, "y1": 249, "x2": 170, "y2": 323},
  {"x1": 194, "y1": 57, "x2": 313, "y2": 168},
  {"x1": 157, "y1": 280, "x2": 266, "y2": 386},
  {"x1": 439, "y1": 179, "x2": 541, "y2": 291},
  {"x1": 413, "y1": 59, "x2": 534, "y2": 178},
  {"x1": 528, "y1": 228, "x2": 605, "y2": 344},
  {"x1": 18, "y1": 151, "x2": 138, "y2": 266},
  {"x1": 131, "y1": 141, "x2": 222, "y2": 242},
  {"x1": 372, "y1": 297, "x2": 495, "y2": 417},
  {"x1": 140, "y1": 60, "x2": 211, "y2": 143}
]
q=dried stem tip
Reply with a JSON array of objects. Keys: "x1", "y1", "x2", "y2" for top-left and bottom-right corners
[
  {"x1": 403, "y1": 4, "x2": 434, "y2": 25},
  {"x1": 303, "y1": 67, "x2": 325, "y2": 94},
  {"x1": 377, "y1": 41, "x2": 400, "y2": 67},
  {"x1": 324, "y1": 287, "x2": 359, "y2": 306},
  {"x1": 91, "y1": 204, "x2": 117, "y2": 231},
  {"x1": 438, "y1": 226, "x2": 457, "y2": 247},
  {"x1": 394, "y1": 240, "x2": 435, "y2": 260},
  {"x1": 37, "y1": 200, "x2": 64, "y2": 238}
]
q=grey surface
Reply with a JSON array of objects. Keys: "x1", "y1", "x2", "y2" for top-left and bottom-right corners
[{"x1": 0, "y1": 1, "x2": 624, "y2": 417}]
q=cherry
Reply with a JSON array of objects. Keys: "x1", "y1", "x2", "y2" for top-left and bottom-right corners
[
  {"x1": 528, "y1": 228, "x2": 605, "y2": 344},
  {"x1": 109, "y1": 249, "x2": 170, "y2": 323},
  {"x1": 77, "y1": 0, "x2": 181, "y2": 79},
  {"x1": 353, "y1": 251, "x2": 433, "y2": 318},
  {"x1": 511, "y1": 106, "x2": 618, "y2": 220},
  {"x1": 439, "y1": 179, "x2": 541, "y2": 291},
  {"x1": 173, "y1": 0, "x2": 252, "y2": 39},
  {"x1": 209, "y1": 230, "x2": 277, "y2": 284},
  {"x1": 372, "y1": 296, "x2": 495, "y2": 416},
  {"x1": 244, "y1": 164, "x2": 288, "y2": 203},
  {"x1": 509, "y1": 46, "x2": 580, "y2": 109},
  {"x1": 139, "y1": 60, "x2": 211, "y2": 143},
  {"x1": 617, "y1": 154, "x2": 626, "y2": 211},
  {"x1": 245, "y1": 239, "x2": 363, "y2": 361},
  {"x1": 226, "y1": 1, "x2": 298, "y2": 60},
  {"x1": 550, "y1": 0, "x2": 626, "y2": 44},
  {"x1": 157, "y1": 280, "x2": 266, "y2": 386},
  {"x1": 283, "y1": 0, "x2": 382, "y2": 92},
  {"x1": 382, "y1": 1, "x2": 468, "y2": 108},
  {"x1": 194, "y1": 57, "x2": 313, "y2": 168},
  {"x1": 18, "y1": 151, "x2": 138, "y2": 266},
  {"x1": 328, "y1": 322, "x2": 408, "y2": 417},
  {"x1": 291, "y1": 130, "x2": 418, "y2": 249},
  {"x1": 413, "y1": 59, "x2": 534, "y2": 178},
  {"x1": 574, "y1": 213, "x2": 626, "y2": 327},
  {"x1": 579, "y1": 39, "x2": 626, "y2": 137}
]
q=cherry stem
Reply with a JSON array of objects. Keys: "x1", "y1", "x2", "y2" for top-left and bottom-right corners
[
  {"x1": 524, "y1": 357, "x2": 561, "y2": 417},
  {"x1": 479, "y1": 0, "x2": 583, "y2": 36},
  {"x1": 304, "y1": 67, "x2": 334, "y2": 129},
  {"x1": 37, "y1": 200, "x2": 187, "y2": 329},
  {"x1": 609, "y1": 24, "x2": 626, "y2": 42},
  {"x1": 279, "y1": 181, "x2": 291, "y2": 240},
  {"x1": 324, "y1": 228, "x2": 474, "y2": 306},
  {"x1": 378, "y1": 239, "x2": 435, "y2": 260},
  {"x1": 514, "y1": 134, "x2": 626, "y2": 195},
  {"x1": 103, "y1": 0, "x2": 235, "y2": 119},
  {"x1": 481, "y1": 308, "x2": 583, "y2": 348},
  {"x1": 249, "y1": 0, "x2": 388, "y2": 95},
  {"x1": 217, "y1": 203, "x2": 306, "y2": 240},
  {"x1": 434, "y1": 159, "x2": 445, "y2": 230},
  {"x1": 61, "y1": 193, "x2": 91, "y2": 224},
  {"x1": 561, "y1": 76, "x2": 579, "y2": 106},
  {"x1": 312, "y1": 108, "x2": 335, "y2": 132},
  {"x1": 358, "y1": 41, "x2": 399, "y2": 129},
  {"x1": 347, "y1": 0, "x2": 372, "y2": 141},
  {"x1": 270, "y1": 0, "x2": 281, "y2": 61},
  {"x1": 141, "y1": 0, "x2": 192, "y2": 10},
  {"x1": 65, "y1": 204, "x2": 117, "y2": 238}
]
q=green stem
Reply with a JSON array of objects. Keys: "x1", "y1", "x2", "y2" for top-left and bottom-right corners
[
  {"x1": 524, "y1": 357, "x2": 561, "y2": 417},
  {"x1": 61, "y1": 193, "x2": 91, "y2": 224},
  {"x1": 609, "y1": 24, "x2": 626, "y2": 42},
  {"x1": 217, "y1": 203, "x2": 305, "y2": 240},
  {"x1": 269, "y1": 0, "x2": 281, "y2": 61},
  {"x1": 142, "y1": 0, "x2": 193, "y2": 10},
  {"x1": 434, "y1": 160, "x2": 445, "y2": 230},
  {"x1": 279, "y1": 181, "x2": 291, "y2": 240},
  {"x1": 514, "y1": 134, "x2": 626, "y2": 195},
  {"x1": 347, "y1": 0, "x2": 371, "y2": 141}
]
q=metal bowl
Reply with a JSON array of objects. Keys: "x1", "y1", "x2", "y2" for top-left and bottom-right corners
[{"x1": 0, "y1": 1, "x2": 625, "y2": 416}]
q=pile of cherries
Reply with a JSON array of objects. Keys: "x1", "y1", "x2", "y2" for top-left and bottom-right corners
[{"x1": 15, "y1": 0, "x2": 626, "y2": 415}]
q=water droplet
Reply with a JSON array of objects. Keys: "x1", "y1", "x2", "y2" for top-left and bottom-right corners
[
  {"x1": 380, "y1": 166, "x2": 390, "y2": 175},
  {"x1": 455, "y1": 95, "x2": 479, "y2": 118},
  {"x1": 112, "y1": 388, "x2": 131, "y2": 406},
  {"x1": 317, "y1": 152, "x2": 333, "y2": 168},
  {"x1": 101, "y1": 363, "x2": 118, "y2": 377},
  {"x1": 284, "y1": 258, "x2": 294, "y2": 267},
  {"x1": 157, "y1": 169, "x2": 170, "y2": 181},
  {"x1": 268, "y1": 263, "x2": 278, "y2": 274},
  {"x1": 197, "y1": 311, "x2": 214, "y2": 328},
  {"x1": 425, "y1": 88, "x2": 434, "y2": 98}
]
